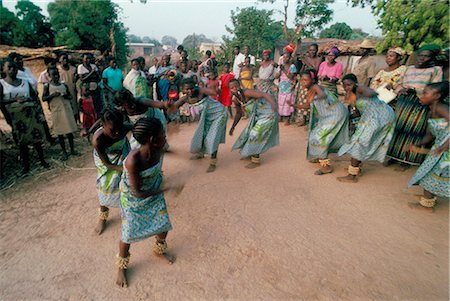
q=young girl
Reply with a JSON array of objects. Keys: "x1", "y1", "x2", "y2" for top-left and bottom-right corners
[
  {"x1": 92, "y1": 108, "x2": 131, "y2": 235},
  {"x1": 174, "y1": 79, "x2": 228, "y2": 173},
  {"x1": 116, "y1": 117, "x2": 179, "y2": 288},
  {"x1": 43, "y1": 68, "x2": 78, "y2": 160},
  {"x1": 407, "y1": 82, "x2": 449, "y2": 210},
  {"x1": 219, "y1": 62, "x2": 235, "y2": 118},
  {"x1": 0, "y1": 58, "x2": 49, "y2": 174},
  {"x1": 336, "y1": 74, "x2": 396, "y2": 182},
  {"x1": 290, "y1": 70, "x2": 348, "y2": 175},
  {"x1": 239, "y1": 56, "x2": 254, "y2": 89},
  {"x1": 228, "y1": 78, "x2": 279, "y2": 168},
  {"x1": 79, "y1": 83, "x2": 97, "y2": 137}
]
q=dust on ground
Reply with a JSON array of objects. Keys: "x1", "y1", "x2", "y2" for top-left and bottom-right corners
[{"x1": 0, "y1": 121, "x2": 448, "y2": 301}]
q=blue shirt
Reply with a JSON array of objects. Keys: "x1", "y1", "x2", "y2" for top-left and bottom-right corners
[{"x1": 102, "y1": 67, "x2": 124, "y2": 91}]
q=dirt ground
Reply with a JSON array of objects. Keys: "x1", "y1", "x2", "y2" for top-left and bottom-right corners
[{"x1": 0, "y1": 120, "x2": 448, "y2": 301}]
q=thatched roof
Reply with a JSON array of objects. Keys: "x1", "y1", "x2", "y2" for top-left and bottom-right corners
[
  {"x1": 299, "y1": 38, "x2": 380, "y2": 55},
  {"x1": 0, "y1": 45, "x2": 98, "y2": 63}
]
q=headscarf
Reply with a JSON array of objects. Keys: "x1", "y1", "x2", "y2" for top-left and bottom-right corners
[
  {"x1": 388, "y1": 46, "x2": 406, "y2": 57},
  {"x1": 329, "y1": 46, "x2": 340, "y2": 56},
  {"x1": 418, "y1": 44, "x2": 441, "y2": 57},
  {"x1": 262, "y1": 50, "x2": 272, "y2": 56},
  {"x1": 284, "y1": 43, "x2": 295, "y2": 54}
]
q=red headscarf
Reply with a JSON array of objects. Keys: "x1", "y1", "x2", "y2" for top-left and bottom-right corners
[
  {"x1": 284, "y1": 43, "x2": 295, "y2": 54},
  {"x1": 262, "y1": 50, "x2": 272, "y2": 56}
]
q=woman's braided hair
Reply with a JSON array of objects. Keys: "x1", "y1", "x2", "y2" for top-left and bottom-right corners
[
  {"x1": 101, "y1": 107, "x2": 124, "y2": 125},
  {"x1": 132, "y1": 117, "x2": 163, "y2": 145}
]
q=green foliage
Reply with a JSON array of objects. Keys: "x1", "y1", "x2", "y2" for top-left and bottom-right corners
[
  {"x1": 223, "y1": 7, "x2": 284, "y2": 61},
  {"x1": 319, "y1": 22, "x2": 353, "y2": 39},
  {"x1": 182, "y1": 33, "x2": 214, "y2": 49},
  {"x1": 161, "y1": 35, "x2": 177, "y2": 48},
  {"x1": 14, "y1": 0, "x2": 54, "y2": 47},
  {"x1": 350, "y1": 28, "x2": 369, "y2": 40},
  {"x1": 0, "y1": 1, "x2": 54, "y2": 47},
  {"x1": 295, "y1": 0, "x2": 334, "y2": 37},
  {"x1": 0, "y1": 6, "x2": 21, "y2": 46},
  {"x1": 186, "y1": 47, "x2": 203, "y2": 61},
  {"x1": 142, "y1": 36, "x2": 161, "y2": 46},
  {"x1": 349, "y1": 0, "x2": 449, "y2": 51},
  {"x1": 48, "y1": 0, "x2": 128, "y2": 67},
  {"x1": 127, "y1": 34, "x2": 142, "y2": 43}
]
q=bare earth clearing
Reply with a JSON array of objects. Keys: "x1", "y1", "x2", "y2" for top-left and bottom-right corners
[{"x1": 0, "y1": 121, "x2": 448, "y2": 301}]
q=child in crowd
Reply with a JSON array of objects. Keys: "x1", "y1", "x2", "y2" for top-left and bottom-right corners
[
  {"x1": 116, "y1": 117, "x2": 179, "y2": 288},
  {"x1": 79, "y1": 83, "x2": 97, "y2": 138},
  {"x1": 218, "y1": 62, "x2": 235, "y2": 118},
  {"x1": 92, "y1": 108, "x2": 131, "y2": 235},
  {"x1": 239, "y1": 56, "x2": 254, "y2": 89},
  {"x1": 42, "y1": 68, "x2": 78, "y2": 160},
  {"x1": 407, "y1": 82, "x2": 449, "y2": 210}
]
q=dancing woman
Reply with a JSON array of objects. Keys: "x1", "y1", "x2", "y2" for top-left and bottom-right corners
[
  {"x1": 290, "y1": 70, "x2": 348, "y2": 175},
  {"x1": 337, "y1": 74, "x2": 396, "y2": 182},
  {"x1": 175, "y1": 79, "x2": 228, "y2": 172},
  {"x1": 228, "y1": 78, "x2": 279, "y2": 169}
]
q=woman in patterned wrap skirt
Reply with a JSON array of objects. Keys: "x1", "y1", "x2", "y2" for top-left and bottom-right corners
[
  {"x1": 337, "y1": 74, "x2": 395, "y2": 182},
  {"x1": 228, "y1": 78, "x2": 279, "y2": 169}
]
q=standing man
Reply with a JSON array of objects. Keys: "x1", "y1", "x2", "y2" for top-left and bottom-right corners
[
  {"x1": 232, "y1": 46, "x2": 246, "y2": 79},
  {"x1": 102, "y1": 57, "x2": 124, "y2": 108},
  {"x1": 353, "y1": 39, "x2": 377, "y2": 86},
  {"x1": 241, "y1": 45, "x2": 256, "y2": 67}
]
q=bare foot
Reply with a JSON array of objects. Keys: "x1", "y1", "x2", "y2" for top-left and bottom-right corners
[
  {"x1": 189, "y1": 153, "x2": 204, "y2": 160},
  {"x1": 314, "y1": 166, "x2": 333, "y2": 175},
  {"x1": 245, "y1": 162, "x2": 260, "y2": 169},
  {"x1": 116, "y1": 269, "x2": 128, "y2": 287},
  {"x1": 337, "y1": 174, "x2": 358, "y2": 183},
  {"x1": 408, "y1": 202, "x2": 435, "y2": 212},
  {"x1": 240, "y1": 156, "x2": 252, "y2": 161},
  {"x1": 206, "y1": 164, "x2": 216, "y2": 173},
  {"x1": 94, "y1": 219, "x2": 106, "y2": 235},
  {"x1": 155, "y1": 251, "x2": 176, "y2": 264},
  {"x1": 309, "y1": 158, "x2": 319, "y2": 163}
]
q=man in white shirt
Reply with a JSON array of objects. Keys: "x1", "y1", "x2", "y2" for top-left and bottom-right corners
[
  {"x1": 242, "y1": 45, "x2": 256, "y2": 66},
  {"x1": 232, "y1": 46, "x2": 245, "y2": 78}
]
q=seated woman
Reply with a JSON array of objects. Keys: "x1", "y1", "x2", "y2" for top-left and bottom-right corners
[{"x1": 337, "y1": 74, "x2": 396, "y2": 183}]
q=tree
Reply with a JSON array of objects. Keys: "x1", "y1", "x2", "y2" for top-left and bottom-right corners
[
  {"x1": 350, "y1": 28, "x2": 369, "y2": 40},
  {"x1": 127, "y1": 34, "x2": 142, "y2": 43},
  {"x1": 259, "y1": 0, "x2": 334, "y2": 43},
  {"x1": 161, "y1": 35, "x2": 177, "y2": 48},
  {"x1": 0, "y1": 6, "x2": 21, "y2": 46},
  {"x1": 48, "y1": 0, "x2": 128, "y2": 66},
  {"x1": 319, "y1": 22, "x2": 353, "y2": 39},
  {"x1": 142, "y1": 36, "x2": 161, "y2": 46},
  {"x1": 223, "y1": 7, "x2": 284, "y2": 61},
  {"x1": 14, "y1": 0, "x2": 54, "y2": 47},
  {"x1": 349, "y1": 0, "x2": 449, "y2": 51},
  {"x1": 182, "y1": 33, "x2": 214, "y2": 49}
]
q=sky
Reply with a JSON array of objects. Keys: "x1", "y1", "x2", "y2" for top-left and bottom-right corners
[{"x1": 3, "y1": 0, "x2": 380, "y2": 43}]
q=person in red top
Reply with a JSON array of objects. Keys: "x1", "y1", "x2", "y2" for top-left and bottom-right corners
[{"x1": 218, "y1": 62, "x2": 235, "y2": 118}]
